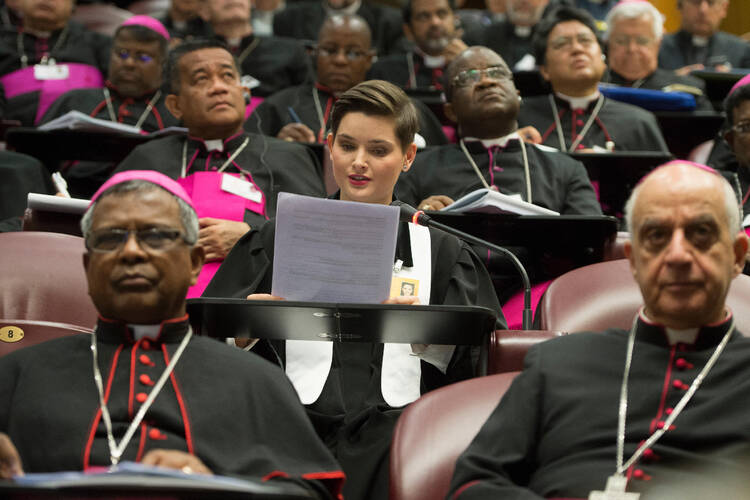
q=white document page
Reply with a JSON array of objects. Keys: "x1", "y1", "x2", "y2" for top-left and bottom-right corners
[{"x1": 271, "y1": 193, "x2": 399, "y2": 303}]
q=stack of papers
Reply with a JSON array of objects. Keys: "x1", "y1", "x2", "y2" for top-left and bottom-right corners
[
  {"x1": 38, "y1": 110, "x2": 143, "y2": 135},
  {"x1": 442, "y1": 188, "x2": 559, "y2": 216}
]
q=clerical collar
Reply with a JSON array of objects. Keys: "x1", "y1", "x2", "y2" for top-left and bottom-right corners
[
  {"x1": 173, "y1": 19, "x2": 187, "y2": 30},
  {"x1": 636, "y1": 308, "x2": 735, "y2": 349},
  {"x1": 692, "y1": 35, "x2": 709, "y2": 47},
  {"x1": 188, "y1": 132, "x2": 246, "y2": 153},
  {"x1": 204, "y1": 139, "x2": 224, "y2": 152},
  {"x1": 555, "y1": 90, "x2": 601, "y2": 110},
  {"x1": 23, "y1": 27, "x2": 52, "y2": 38},
  {"x1": 463, "y1": 131, "x2": 520, "y2": 149},
  {"x1": 129, "y1": 324, "x2": 161, "y2": 340},
  {"x1": 96, "y1": 315, "x2": 191, "y2": 344},
  {"x1": 414, "y1": 46, "x2": 445, "y2": 68},
  {"x1": 226, "y1": 37, "x2": 242, "y2": 49},
  {"x1": 324, "y1": 0, "x2": 360, "y2": 16},
  {"x1": 514, "y1": 25, "x2": 531, "y2": 38}
]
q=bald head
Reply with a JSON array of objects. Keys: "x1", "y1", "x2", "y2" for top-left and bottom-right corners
[{"x1": 319, "y1": 14, "x2": 372, "y2": 45}]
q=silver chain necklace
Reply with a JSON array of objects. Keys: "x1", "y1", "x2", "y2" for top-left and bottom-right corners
[
  {"x1": 181, "y1": 136, "x2": 250, "y2": 177},
  {"x1": 102, "y1": 88, "x2": 162, "y2": 131},
  {"x1": 549, "y1": 93, "x2": 604, "y2": 153},
  {"x1": 458, "y1": 136, "x2": 532, "y2": 203},
  {"x1": 17, "y1": 25, "x2": 69, "y2": 68}
]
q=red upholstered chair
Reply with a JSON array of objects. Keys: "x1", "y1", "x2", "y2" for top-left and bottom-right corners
[
  {"x1": 390, "y1": 372, "x2": 519, "y2": 500},
  {"x1": 0, "y1": 232, "x2": 97, "y2": 331},
  {"x1": 487, "y1": 329, "x2": 564, "y2": 374},
  {"x1": 538, "y1": 258, "x2": 750, "y2": 334}
]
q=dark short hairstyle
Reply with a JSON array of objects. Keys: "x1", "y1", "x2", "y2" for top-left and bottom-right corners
[
  {"x1": 114, "y1": 25, "x2": 168, "y2": 61},
  {"x1": 402, "y1": 0, "x2": 456, "y2": 25},
  {"x1": 329, "y1": 80, "x2": 419, "y2": 150},
  {"x1": 725, "y1": 85, "x2": 750, "y2": 126},
  {"x1": 531, "y1": 5, "x2": 603, "y2": 66},
  {"x1": 164, "y1": 38, "x2": 237, "y2": 95}
]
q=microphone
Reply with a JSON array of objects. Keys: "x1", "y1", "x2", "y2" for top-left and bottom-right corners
[{"x1": 392, "y1": 201, "x2": 534, "y2": 330}]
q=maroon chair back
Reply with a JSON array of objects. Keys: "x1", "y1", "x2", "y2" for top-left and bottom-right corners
[
  {"x1": 0, "y1": 319, "x2": 92, "y2": 357},
  {"x1": 390, "y1": 372, "x2": 519, "y2": 500},
  {"x1": 539, "y1": 259, "x2": 750, "y2": 334},
  {"x1": 0, "y1": 232, "x2": 97, "y2": 328},
  {"x1": 487, "y1": 330, "x2": 565, "y2": 374}
]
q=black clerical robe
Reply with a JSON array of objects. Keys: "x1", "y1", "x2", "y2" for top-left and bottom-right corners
[
  {"x1": 203, "y1": 215, "x2": 505, "y2": 500},
  {"x1": 449, "y1": 316, "x2": 750, "y2": 499},
  {"x1": 396, "y1": 139, "x2": 602, "y2": 215},
  {"x1": 658, "y1": 30, "x2": 750, "y2": 70},
  {"x1": 473, "y1": 20, "x2": 535, "y2": 70},
  {"x1": 40, "y1": 83, "x2": 179, "y2": 198},
  {"x1": 0, "y1": 150, "x2": 50, "y2": 221},
  {"x1": 518, "y1": 94, "x2": 669, "y2": 152},
  {"x1": 246, "y1": 82, "x2": 447, "y2": 145},
  {"x1": 156, "y1": 14, "x2": 213, "y2": 42},
  {"x1": 114, "y1": 132, "x2": 326, "y2": 227},
  {"x1": 0, "y1": 318, "x2": 344, "y2": 498},
  {"x1": 217, "y1": 33, "x2": 312, "y2": 98},
  {"x1": 368, "y1": 52, "x2": 448, "y2": 91},
  {"x1": 604, "y1": 67, "x2": 714, "y2": 111},
  {"x1": 272, "y1": 0, "x2": 405, "y2": 57},
  {"x1": 0, "y1": 21, "x2": 111, "y2": 125}
]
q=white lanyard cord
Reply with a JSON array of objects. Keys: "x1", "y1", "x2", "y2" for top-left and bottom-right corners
[
  {"x1": 17, "y1": 25, "x2": 69, "y2": 68},
  {"x1": 312, "y1": 87, "x2": 326, "y2": 140},
  {"x1": 615, "y1": 316, "x2": 735, "y2": 476},
  {"x1": 102, "y1": 88, "x2": 162, "y2": 130},
  {"x1": 549, "y1": 94, "x2": 604, "y2": 153},
  {"x1": 406, "y1": 53, "x2": 417, "y2": 89},
  {"x1": 90, "y1": 326, "x2": 193, "y2": 465},
  {"x1": 181, "y1": 136, "x2": 251, "y2": 177},
  {"x1": 459, "y1": 138, "x2": 532, "y2": 203}
]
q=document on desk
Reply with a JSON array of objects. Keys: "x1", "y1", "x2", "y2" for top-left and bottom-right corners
[{"x1": 272, "y1": 193, "x2": 399, "y2": 303}]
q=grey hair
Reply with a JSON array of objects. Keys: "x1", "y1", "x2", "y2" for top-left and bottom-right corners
[
  {"x1": 624, "y1": 167, "x2": 741, "y2": 238},
  {"x1": 604, "y1": 1, "x2": 664, "y2": 41},
  {"x1": 80, "y1": 180, "x2": 199, "y2": 245}
]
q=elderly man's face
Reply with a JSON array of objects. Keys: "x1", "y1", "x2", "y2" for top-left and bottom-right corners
[
  {"x1": 540, "y1": 20, "x2": 605, "y2": 92},
  {"x1": 406, "y1": 0, "x2": 458, "y2": 56},
  {"x1": 316, "y1": 20, "x2": 373, "y2": 94},
  {"x1": 625, "y1": 165, "x2": 747, "y2": 329},
  {"x1": 607, "y1": 14, "x2": 659, "y2": 81},
  {"x1": 83, "y1": 189, "x2": 203, "y2": 324},
  {"x1": 109, "y1": 30, "x2": 164, "y2": 97},
  {"x1": 726, "y1": 100, "x2": 750, "y2": 170},
  {"x1": 679, "y1": 0, "x2": 728, "y2": 38},
  {"x1": 166, "y1": 48, "x2": 246, "y2": 139}
]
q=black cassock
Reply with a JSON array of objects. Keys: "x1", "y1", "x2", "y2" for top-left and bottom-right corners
[
  {"x1": 216, "y1": 33, "x2": 312, "y2": 98},
  {"x1": 449, "y1": 317, "x2": 750, "y2": 499},
  {"x1": 156, "y1": 14, "x2": 213, "y2": 42},
  {"x1": 471, "y1": 21, "x2": 536, "y2": 69},
  {"x1": 368, "y1": 52, "x2": 448, "y2": 91},
  {"x1": 0, "y1": 21, "x2": 111, "y2": 125},
  {"x1": 396, "y1": 139, "x2": 602, "y2": 215},
  {"x1": 603, "y1": 67, "x2": 714, "y2": 111},
  {"x1": 0, "y1": 318, "x2": 344, "y2": 499},
  {"x1": 203, "y1": 216, "x2": 505, "y2": 500},
  {"x1": 114, "y1": 132, "x2": 326, "y2": 226},
  {"x1": 40, "y1": 84, "x2": 179, "y2": 198},
  {"x1": 518, "y1": 94, "x2": 669, "y2": 152},
  {"x1": 245, "y1": 82, "x2": 448, "y2": 145},
  {"x1": 658, "y1": 30, "x2": 750, "y2": 70}
]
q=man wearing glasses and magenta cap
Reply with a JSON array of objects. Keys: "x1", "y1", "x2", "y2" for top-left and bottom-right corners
[
  {"x1": 0, "y1": 170, "x2": 344, "y2": 498},
  {"x1": 719, "y1": 75, "x2": 750, "y2": 233}
]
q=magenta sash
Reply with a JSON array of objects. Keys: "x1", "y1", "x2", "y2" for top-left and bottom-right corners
[
  {"x1": 0, "y1": 63, "x2": 104, "y2": 123},
  {"x1": 178, "y1": 171, "x2": 266, "y2": 298},
  {"x1": 244, "y1": 96, "x2": 264, "y2": 119}
]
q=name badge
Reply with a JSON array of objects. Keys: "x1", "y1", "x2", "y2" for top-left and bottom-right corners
[
  {"x1": 221, "y1": 174, "x2": 262, "y2": 203},
  {"x1": 34, "y1": 64, "x2": 69, "y2": 80}
]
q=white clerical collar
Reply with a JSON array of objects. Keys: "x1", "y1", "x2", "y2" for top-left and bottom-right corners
[
  {"x1": 555, "y1": 90, "x2": 600, "y2": 110},
  {"x1": 414, "y1": 46, "x2": 445, "y2": 68},
  {"x1": 692, "y1": 35, "x2": 709, "y2": 47},
  {"x1": 464, "y1": 131, "x2": 520, "y2": 149},
  {"x1": 24, "y1": 28, "x2": 52, "y2": 38},
  {"x1": 129, "y1": 324, "x2": 161, "y2": 341},
  {"x1": 173, "y1": 20, "x2": 187, "y2": 30},
  {"x1": 324, "y1": 0, "x2": 360, "y2": 15},
  {"x1": 226, "y1": 37, "x2": 242, "y2": 49},
  {"x1": 514, "y1": 25, "x2": 532, "y2": 38},
  {"x1": 639, "y1": 310, "x2": 700, "y2": 345},
  {"x1": 204, "y1": 139, "x2": 224, "y2": 152}
]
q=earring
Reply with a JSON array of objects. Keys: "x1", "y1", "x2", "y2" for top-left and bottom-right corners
[{"x1": 402, "y1": 163, "x2": 409, "y2": 171}]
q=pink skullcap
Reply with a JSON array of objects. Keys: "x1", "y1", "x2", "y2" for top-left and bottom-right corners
[
  {"x1": 90, "y1": 170, "x2": 194, "y2": 209},
  {"x1": 729, "y1": 74, "x2": 750, "y2": 97},
  {"x1": 636, "y1": 160, "x2": 719, "y2": 187},
  {"x1": 120, "y1": 15, "x2": 170, "y2": 42}
]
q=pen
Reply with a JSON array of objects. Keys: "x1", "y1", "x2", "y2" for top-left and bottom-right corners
[
  {"x1": 52, "y1": 171, "x2": 71, "y2": 198},
  {"x1": 287, "y1": 107, "x2": 302, "y2": 124}
]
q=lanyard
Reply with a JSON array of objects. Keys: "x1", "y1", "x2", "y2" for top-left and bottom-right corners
[
  {"x1": 17, "y1": 25, "x2": 69, "y2": 68},
  {"x1": 312, "y1": 87, "x2": 328, "y2": 143},
  {"x1": 615, "y1": 316, "x2": 735, "y2": 477},
  {"x1": 459, "y1": 137, "x2": 532, "y2": 203},
  {"x1": 180, "y1": 136, "x2": 251, "y2": 177},
  {"x1": 406, "y1": 53, "x2": 417, "y2": 89},
  {"x1": 90, "y1": 326, "x2": 193, "y2": 466},
  {"x1": 102, "y1": 88, "x2": 162, "y2": 131},
  {"x1": 549, "y1": 94, "x2": 604, "y2": 153}
]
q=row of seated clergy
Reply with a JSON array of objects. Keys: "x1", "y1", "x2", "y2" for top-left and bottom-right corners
[
  {"x1": 245, "y1": 13, "x2": 448, "y2": 147},
  {"x1": 204, "y1": 79, "x2": 506, "y2": 500}
]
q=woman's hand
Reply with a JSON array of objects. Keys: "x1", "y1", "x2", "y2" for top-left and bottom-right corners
[
  {"x1": 417, "y1": 195, "x2": 454, "y2": 211},
  {"x1": 382, "y1": 296, "x2": 421, "y2": 305}
]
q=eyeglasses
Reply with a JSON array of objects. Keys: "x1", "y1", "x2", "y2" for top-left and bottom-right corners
[
  {"x1": 731, "y1": 122, "x2": 750, "y2": 135},
  {"x1": 610, "y1": 34, "x2": 655, "y2": 48},
  {"x1": 682, "y1": 0, "x2": 725, "y2": 7},
  {"x1": 86, "y1": 228, "x2": 186, "y2": 253},
  {"x1": 114, "y1": 48, "x2": 156, "y2": 64},
  {"x1": 452, "y1": 65, "x2": 512, "y2": 88},
  {"x1": 317, "y1": 46, "x2": 369, "y2": 61},
  {"x1": 548, "y1": 33, "x2": 598, "y2": 51}
]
